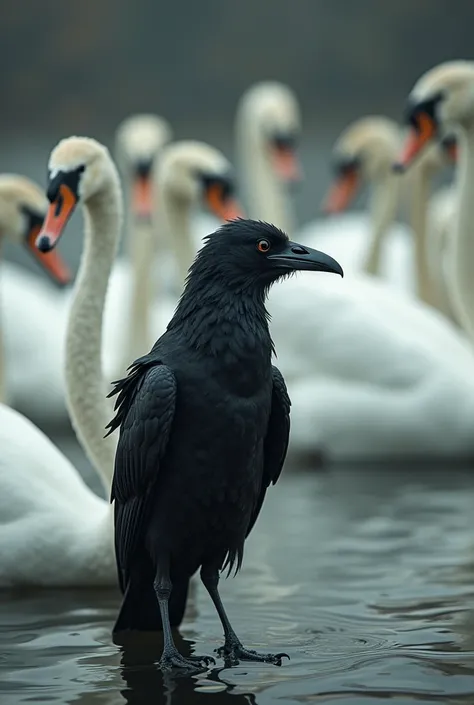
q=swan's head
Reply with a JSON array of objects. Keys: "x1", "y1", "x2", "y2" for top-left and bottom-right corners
[
  {"x1": 36, "y1": 136, "x2": 120, "y2": 253},
  {"x1": 395, "y1": 61, "x2": 474, "y2": 171},
  {"x1": 0, "y1": 175, "x2": 71, "y2": 285},
  {"x1": 158, "y1": 141, "x2": 242, "y2": 221},
  {"x1": 237, "y1": 81, "x2": 302, "y2": 183},
  {"x1": 115, "y1": 114, "x2": 172, "y2": 219},
  {"x1": 322, "y1": 116, "x2": 401, "y2": 213}
]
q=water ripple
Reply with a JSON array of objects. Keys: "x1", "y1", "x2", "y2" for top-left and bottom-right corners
[{"x1": 2, "y1": 465, "x2": 474, "y2": 704}]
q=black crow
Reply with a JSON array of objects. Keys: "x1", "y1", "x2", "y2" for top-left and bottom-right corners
[{"x1": 106, "y1": 218, "x2": 343, "y2": 672}]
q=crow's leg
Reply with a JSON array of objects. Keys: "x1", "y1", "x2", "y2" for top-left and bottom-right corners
[{"x1": 200, "y1": 565, "x2": 289, "y2": 666}]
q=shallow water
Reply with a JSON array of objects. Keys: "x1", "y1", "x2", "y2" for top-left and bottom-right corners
[{"x1": 2, "y1": 461, "x2": 474, "y2": 705}]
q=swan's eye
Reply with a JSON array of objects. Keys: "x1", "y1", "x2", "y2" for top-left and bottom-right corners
[{"x1": 257, "y1": 239, "x2": 271, "y2": 253}]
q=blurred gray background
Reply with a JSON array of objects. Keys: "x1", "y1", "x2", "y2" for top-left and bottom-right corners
[{"x1": 1, "y1": 0, "x2": 472, "y2": 270}]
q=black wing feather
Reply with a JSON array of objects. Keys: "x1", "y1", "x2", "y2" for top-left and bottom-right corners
[
  {"x1": 246, "y1": 365, "x2": 291, "y2": 538},
  {"x1": 108, "y1": 362, "x2": 177, "y2": 592}
]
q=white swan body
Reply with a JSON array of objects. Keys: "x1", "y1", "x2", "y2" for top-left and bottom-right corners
[
  {"x1": 0, "y1": 138, "x2": 242, "y2": 586},
  {"x1": 0, "y1": 279, "x2": 68, "y2": 426},
  {"x1": 234, "y1": 84, "x2": 474, "y2": 459},
  {"x1": 0, "y1": 138, "x2": 237, "y2": 586},
  {"x1": 0, "y1": 404, "x2": 114, "y2": 587},
  {"x1": 269, "y1": 181, "x2": 474, "y2": 460},
  {"x1": 1, "y1": 262, "x2": 68, "y2": 412},
  {"x1": 299, "y1": 212, "x2": 414, "y2": 294},
  {"x1": 268, "y1": 271, "x2": 474, "y2": 460},
  {"x1": 0, "y1": 137, "x2": 126, "y2": 586}
]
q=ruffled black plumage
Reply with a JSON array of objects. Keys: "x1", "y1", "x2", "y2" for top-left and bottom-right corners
[{"x1": 106, "y1": 219, "x2": 338, "y2": 650}]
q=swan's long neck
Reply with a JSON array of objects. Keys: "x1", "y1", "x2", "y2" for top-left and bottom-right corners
[
  {"x1": 121, "y1": 216, "x2": 155, "y2": 370},
  {"x1": 431, "y1": 230, "x2": 458, "y2": 322},
  {"x1": 65, "y1": 180, "x2": 122, "y2": 494},
  {"x1": 449, "y1": 127, "x2": 474, "y2": 341},
  {"x1": 236, "y1": 115, "x2": 295, "y2": 232},
  {"x1": 162, "y1": 191, "x2": 194, "y2": 287},
  {"x1": 363, "y1": 173, "x2": 399, "y2": 276},
  {"x1": 407, "y1": 163, "x2": 437, "y2": 306},
  {"x1": 426, "y1": 188, "x2": 459, "y2": 322}
]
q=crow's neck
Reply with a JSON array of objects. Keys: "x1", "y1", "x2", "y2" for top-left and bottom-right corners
[{"x1": 168, "y1": 273, "x2": 274, "y2": 367}]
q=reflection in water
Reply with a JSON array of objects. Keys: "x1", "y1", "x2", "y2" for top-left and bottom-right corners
[
  {"x1": 118, "y1": 634, "x2": 257, "y2": 705},
  {"x1": 1, "y1": 464, "x2": 474, "y2": 704}
]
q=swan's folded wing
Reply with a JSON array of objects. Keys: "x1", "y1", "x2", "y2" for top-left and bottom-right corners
[
  {"x1": 246, "y1": 365, "x2": 291, "y2": 538},
  {"x1": 109, "y1": 363, "x2": 177, "y2": 591}
]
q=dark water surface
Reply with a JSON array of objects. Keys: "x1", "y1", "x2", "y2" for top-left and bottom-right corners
[{"x1": 1, "y1": 461, "x2": 474, "y2": 705}]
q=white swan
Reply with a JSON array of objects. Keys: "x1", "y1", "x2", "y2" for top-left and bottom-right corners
[
  {"x1": 102, "y1": 114, "x2": 173, "y2": 378},
  {"x1": 304, "y1": 116, "x2": 414, "y2": 293},
  {"x1": 269, "y1": 266, "x2": 474, "y2": 459},
  {"x1": 0, "y1": 136, "x2": 125, "y2": 586},
  {"x1": 395, "y1": 60, "x2": 474, "y2": 347},
  {"x1": 107, "y1": 134, "x2": 242, "y2": 376},
  {"x1": 0, "y1": 176, "x2": 71, "y2": 406},
  {"x1": 229, "y1": 84, "x2": 474, "y2": 459},
  {"x1": 0, "y1": 405, "x2": 115, "y2": 586},
  {"x1": 304, "y1": 118, "x2": 456, "y2": 305},
  {"x1": 250, "y1": 111, "x2": 474, "y2": 459},
  {"x1": 157, "y1": 140, "x2": 242, "y2": 288},
  {"x1": 2, "y1": 116, "x2": 172, "y2": 427},
  {"x1": 235, "y1": 85, "x2": 456, "y2": 306},
  {"x1": 0, "y1": 136, "x2": 241, "y2": 587},
  {"x1": 232, "y1": 83, "x2": 474, "y2": 459},
  {"x1": 1, "y1": 219, "x2": 71, "y2": 427},
  {"x1": 234, "y1": 85, "x2": 412, "y2": 288},
  {"x1": 235, "y1": 81, "x2": 301, "y2": 233},
  {"x1": 403, "y1": 137, "x2": 457, "y2": 307}
]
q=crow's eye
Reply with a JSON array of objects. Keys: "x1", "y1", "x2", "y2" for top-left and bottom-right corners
[{"x1": 257, "y1": 239, "x2": 270, "y2": 253}]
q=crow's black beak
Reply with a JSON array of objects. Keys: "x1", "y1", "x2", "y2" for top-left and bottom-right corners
[{"x1": 268, "y1": 241, "x2": 344, "y2": 276}]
